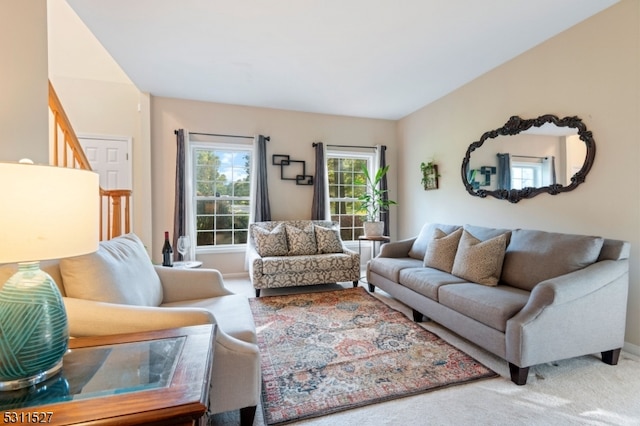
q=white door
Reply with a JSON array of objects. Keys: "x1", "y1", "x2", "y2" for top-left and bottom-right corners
[{"x1": 79, "y1": 136, "x2": 131, "y2": 190}]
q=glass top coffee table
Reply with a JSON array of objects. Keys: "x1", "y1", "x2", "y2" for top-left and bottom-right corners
[{"x1": 0, "y1": 325, "x2": 215, "y2": 425}]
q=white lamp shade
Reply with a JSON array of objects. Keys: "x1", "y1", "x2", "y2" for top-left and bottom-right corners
[{"x1": 0, "y1": 162, "x2": 100, "y2": 263}]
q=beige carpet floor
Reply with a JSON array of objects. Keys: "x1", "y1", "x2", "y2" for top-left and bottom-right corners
[{"x1": 211, "y1": 278, "x2": 640, "y2": 426}]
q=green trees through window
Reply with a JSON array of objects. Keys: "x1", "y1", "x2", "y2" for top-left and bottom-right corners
[
  {"x1": 327, "y1": 155, "x2": 371, "y2": 241},
  {"x1": 194, "y1": 147, "x2": 251, "y2": 247}
]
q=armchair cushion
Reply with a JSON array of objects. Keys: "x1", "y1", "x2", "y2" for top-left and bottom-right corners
[
  {"x1": 285, "y1": 223, "x2": 317, "y2": 255},
  {"x1": 60, "y1": 233, "x2": 162, "y2": 306},
  {"x1": 315, "y1": 225, "x2": 344, "y2": 254},
  {"x1": 253, "y1": 223, "x2": 288, "y2": 257}
]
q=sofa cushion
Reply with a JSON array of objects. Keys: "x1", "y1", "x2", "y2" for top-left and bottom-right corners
[
  {"x1": 261, "y1": 253, "x2": 353, "y2": 275},
  {"x1": 451, "y1": 230, "x2": 507, "y2": 286},
  {"x1": 286, "y1": 223, "x2": 317, "y2": 255},
  {"x1": 438, "y1": 283, "x2": 530, "y2": 332},
  {"x1": 369, "y1": 257, "x2": 423, "y2": 282},
  {"x1": 315, "y1": 225, "x2": 344, "y2": 254},
  {"x1": 253, "y1": 223, "x2": 288, "y2": 257},
  {"x1": 408, "y1": 223, "x2": 461, "y2": 260},
  {"x1": 398, "y1": 267, "x2": 467, "y2": 301},
  {"x1": 501, "y1": 229, "x2": 605, "y2": 291},
  {"x1": 423, "y1": 227, "x2": 463, "y2": 273},
  {"x1": 60, "y1": 233, "x2": 163, "y2": 307},
  {"x1": 463, "y1": 224, "x2": 512, "y2": 246}
]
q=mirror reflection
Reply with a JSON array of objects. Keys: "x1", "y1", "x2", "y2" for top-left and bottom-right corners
[{"x1": 461, "y1": 115, "x2": 595, "y2": 203}]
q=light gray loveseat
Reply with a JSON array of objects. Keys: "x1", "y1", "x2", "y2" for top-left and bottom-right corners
[
  {"x1": 247, "y1": 220, "x2": 360, "y2": 296},
  {"x1": 366, "y1": 223, "x2": 630, "y2": 385}
]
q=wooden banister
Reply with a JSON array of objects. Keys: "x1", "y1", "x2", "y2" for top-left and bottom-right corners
[{"x1": 49, "y1": 81, "x2": 131, "y2": 240}]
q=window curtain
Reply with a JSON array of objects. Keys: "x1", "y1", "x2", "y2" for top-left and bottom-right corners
[
  {"x1": 377, "y1": 145, "x2": 390, "y2": 236},
  {"x1": 250, "y1": 135, "x2": 271, "y2": 223},
  {"x1": 173, "y1": 129, "x2": 186, "y2": 261},
  {"x1": 311, "y1": 142, "x2": 330, "y2": 220},
  {"x1": 541, "y1": 156, "x2": 557, "y2": 186},
  {"x1": 173, "y1": 129, "x2": 196, "y2": 262},
  {"x1": 496, "y1": 153, "x2": 511, "y2": 190}
]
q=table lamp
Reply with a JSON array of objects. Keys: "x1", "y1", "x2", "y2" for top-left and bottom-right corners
[{"x1": 0, "y1": 161, "x2": 99, "y2": 390}]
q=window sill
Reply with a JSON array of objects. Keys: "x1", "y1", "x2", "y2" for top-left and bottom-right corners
[{"x1": 196, "y1": 245, "x2": 248, "y2": 255}]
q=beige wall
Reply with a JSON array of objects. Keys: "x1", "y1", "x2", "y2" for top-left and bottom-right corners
[
  {"x1": 0, "y1": 0, "x2": 48, "y2": 164},
  {"x1": 397, "y1": 0, "x2": 640, "y2": 351},
  {"x1": 151, "y1": 97, "x2": 397, "y2": 272}
]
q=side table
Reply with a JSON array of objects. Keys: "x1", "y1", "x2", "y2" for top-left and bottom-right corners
[
  {"x1": 0, "y1": 325, "x2": 215, "y2": 426},
  {"x1": 358, "y1": 235, "x2": 390, "y2": 290}
]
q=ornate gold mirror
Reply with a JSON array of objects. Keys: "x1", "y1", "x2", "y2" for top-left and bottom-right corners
[{"x1": 461, "y1": 114, "x2": 596, "y2": 203}]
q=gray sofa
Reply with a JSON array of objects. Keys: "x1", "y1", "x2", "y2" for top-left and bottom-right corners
[
  {"x1": 366, "y1": 223, "x2": 630, "y2": 385},
  {"x1": 247, "y1": 220, "x2": 360, "y2": 296}
]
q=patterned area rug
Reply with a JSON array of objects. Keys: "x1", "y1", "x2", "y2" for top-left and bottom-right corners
[{"x1": 249, "y1": 287, "x2": 497, "y2": 425}]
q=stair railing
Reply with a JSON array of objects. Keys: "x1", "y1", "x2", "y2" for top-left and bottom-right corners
[{"x1": 48, "y1": 81, "x2": 132, "y2": 240}]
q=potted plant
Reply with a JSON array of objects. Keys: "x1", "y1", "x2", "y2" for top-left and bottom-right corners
[{"x1": 358, "y1": 164, "x2": 397, "y2": 236}]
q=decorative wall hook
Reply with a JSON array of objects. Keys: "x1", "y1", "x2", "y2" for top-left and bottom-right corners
[{"x1": 272, "y1": 154, "x2": 313, "y2": 185}]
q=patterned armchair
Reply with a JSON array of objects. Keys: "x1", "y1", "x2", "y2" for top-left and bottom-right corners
[{"x1": 247, "y1": 220, "x2": 360, "y2": 296}]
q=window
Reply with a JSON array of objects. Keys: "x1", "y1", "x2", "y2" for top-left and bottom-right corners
[
  {"x1": 191, "y1": 141, "x2": 252, "y2": 248},
  {"x1": 511, "y1": 162, "x2": 542, "y2": 189},
  {"x1": 327, "y1": 151, "x2": 375, "y2": 241}
]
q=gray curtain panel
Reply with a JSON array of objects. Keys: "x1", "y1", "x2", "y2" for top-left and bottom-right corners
[
  {"x1": 379, "y1": 145, "x2": 389, "y2": 236},
  {"x1": 497, "y1": 153, "x2": 511, "y2": 190},
  {"x1": 253, "y1": 135, "x2": 271, "y2": 222},
  {"x1": 311, "y1": 142, "x2": 328, "y2": 220},
  {"x1": 173, "y1": 129, "x2": 186, "y2": 259}
]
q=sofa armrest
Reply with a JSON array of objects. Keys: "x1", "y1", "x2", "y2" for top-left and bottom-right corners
[
  {"x1": 514, "y1": 260, "x2": 629, "y2": 319},
  {"x1": 378, "y1": 237, "x2": 416, "y2": 258},
  {"x1": 154, "y1": 266, "x2": 233, "y2": 303},
  {"x1": 246, "y1": 243, "x2": 263, "y2": 280},
  {"x1": 63, "y1": 297, "x2": 214, "y2": 337}
]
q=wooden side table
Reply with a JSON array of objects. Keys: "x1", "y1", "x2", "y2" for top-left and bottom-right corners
[
  {"x1": 358, "y1": 235, "x2": 390, "y2": 290},
  {"x1": 0, "y1": 325, "x2": 215, "y2": 426}
]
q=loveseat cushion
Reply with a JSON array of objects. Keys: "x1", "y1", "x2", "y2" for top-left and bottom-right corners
[
  {"x1": 285, "y1": 223, "x2": 318, "y2": 255},
  {"x1": 451, "y1": 230, "x2": 507, "y2": 286},
  {"x1": 261, "y1": 253, "x2": 353, "y2": 275},
  {"x1": 253, "y1": 223, "x2": 288, "y2": 257},
  {"x1": 60, "y1": 233, "x2": 163, "y2": 307},
  {"x1": 438, "y1": 283, "x2": 530, "y2": 332},
  {"x1": 408, "y1": 223, "x2": 461, "y2": 260},
  {"x1": 315, "y1": 225, "x2": 344, "y2": 254},
  {"x1": 501, "y1": 229, "x2": 605, "y2": 291},
  {"x1": 369, "y1": 257, "x2": 423, "y2": 282},
  {"x1": 398, "y1": 267, "x2": 467, "y2": 301}
]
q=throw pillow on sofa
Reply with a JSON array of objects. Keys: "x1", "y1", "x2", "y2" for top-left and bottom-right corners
[
  {"x1": 253, "y1": 223, "x2": 289, "y2": 257},
  {"x1": 315, "y1": 225, "x2": 344, "y2": 254},
  {"x1": 60, "y1": 233, "x2": 163, "y2": 306},
  {"x1": 451, "y1": 229, "x2": 508, "y2": 286},
  {"x1": 285, "y1": 223, "x2": 317, "y2": 255},
  {"x1": 408, "y1": 223, "x2": 462, "y2": 260},
  {"x1": 423, "y1": 227, "x2": 463, "y2": 273}
]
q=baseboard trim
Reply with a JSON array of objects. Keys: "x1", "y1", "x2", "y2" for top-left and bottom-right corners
[
  {"x1": 223, "y1": 272, "x2": 250, "y2": 279},
  {"x1": 623, "y1": 341, "x2": 640, "y2": 356}
]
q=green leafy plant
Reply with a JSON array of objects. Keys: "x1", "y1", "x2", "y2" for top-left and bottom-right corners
[
  {"x1": 420, "y1": 161, "x2": 441, "y2": 190},
  {"x1": 358, "y1": 164, "x2": 397, "y2": 222}
]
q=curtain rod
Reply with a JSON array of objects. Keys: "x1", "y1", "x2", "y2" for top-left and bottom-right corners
[
  {"x1": 175, "y1": 130, "x2": 269, "y2": 141},
  {"x1": 312, "y1": 143, "x2": 383, "y2": 150},
  {"x1": 512, "y1": 155, "x2": 547, "y2": 160}
]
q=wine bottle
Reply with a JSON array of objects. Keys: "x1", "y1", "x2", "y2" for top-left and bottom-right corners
[{"x1": 162, "y1": 231, "x2": 173, "y2": 267}]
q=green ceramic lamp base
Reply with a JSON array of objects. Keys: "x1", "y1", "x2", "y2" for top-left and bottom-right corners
[{"x1": 0, "y1": 360, "x2": 63, "y2": 391}]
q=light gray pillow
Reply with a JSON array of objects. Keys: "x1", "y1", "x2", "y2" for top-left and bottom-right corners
[
  {"x1": 501, "y1": 229, "x2": 604, "y2": 291},
  {"x1": 60, "y1": 233, "x2": 163, "y2": 306},
  {"x1": 315, "y1": 225, "x2": 344, "y2": 254},
  {"x1": 253, "y1": 223, "x2": 288, "y2": 257},
  {"x1": 423, "y1": 227, "x2": 463, "y2": 273},
  {"x1": 451, "y1": 230, "x2": 507, "y2": 286}
]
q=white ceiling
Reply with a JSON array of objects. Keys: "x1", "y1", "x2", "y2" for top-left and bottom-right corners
[{"x1": 65, "y1": 0, "x2": 618, "y2": 120}]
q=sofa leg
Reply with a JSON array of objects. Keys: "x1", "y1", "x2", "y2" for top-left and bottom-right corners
[
  {"x1": 412, "y1": 309, "x2": 424, "y2": 322},
  {"x1": 353, "y1": 280, "x2": 359, "y2": 288},
  {"x1": 368, "y1": 283, "x2": 375, "y2": 292},
  {"x1": 509, "y1": 363, "x2": 529, "y2": 385},
  {"x1": 255, "y1": 289, "x2": 261, "y2": 297},
  {"x1": 240, "y1": 405, "x2": 257, "y2": 426},
  {"x1": 602, "y1": 348, "x2": 621, "y2": 365}
]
